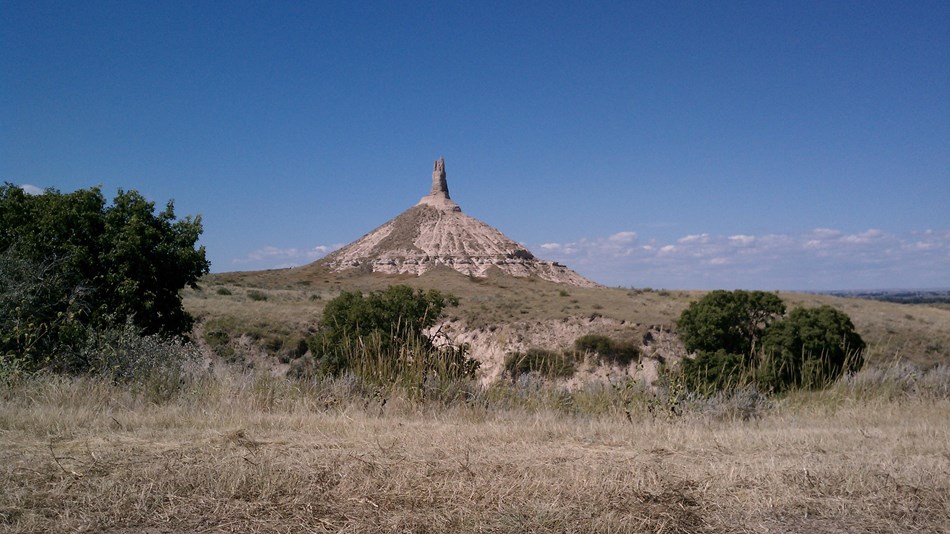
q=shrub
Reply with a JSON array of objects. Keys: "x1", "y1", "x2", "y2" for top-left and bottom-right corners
[
  {"x1": 246, "y1": 289, "x2": 268, "y2": 301},
  {"x1": 216, "y1": 287, "x2": 232, "y2": 296},
  {"x1": 79, "y1": 319, "x2": 200, "y2": 402},
  {"x1": 306, "y1": 285, "x2": 477, "y2": 386},
  {"x1": 759, "y1": 305, "x2": 865, "y2": 391},
  {"x1": 504, "y1": 348, "x2": 576, "y2": 379},
  {"x1": 574, "y1": 334, "x2": 640, "y2": 366}
]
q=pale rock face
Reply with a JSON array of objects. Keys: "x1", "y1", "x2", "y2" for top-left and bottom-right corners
[
  {"x1": 416, "y1": 157, "x2": 460, "y2": 211},
  {"x1": 319, "y1": 159, "x2": 597, "y2": 287}
]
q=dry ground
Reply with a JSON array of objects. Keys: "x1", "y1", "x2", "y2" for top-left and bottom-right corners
[{"x1": 2, "y1": 374, "x2": 948, "y2": 533}]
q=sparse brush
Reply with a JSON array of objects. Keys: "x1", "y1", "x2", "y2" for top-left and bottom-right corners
[
  {"x1": 246, "y1": 289, "x2": 268, "y2": 301},
  {"x1": 504, "y1": 348, "x2": 577, "y2": 379}
]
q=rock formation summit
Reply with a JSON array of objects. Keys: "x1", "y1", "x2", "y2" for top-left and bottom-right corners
[{"x1": 318, "y1": 158, "x2": 597, "y2": 287}]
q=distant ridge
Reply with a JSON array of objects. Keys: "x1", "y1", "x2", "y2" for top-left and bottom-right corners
[{"x1": 317, "y1": 158, "x2": 597, "y2": 287}]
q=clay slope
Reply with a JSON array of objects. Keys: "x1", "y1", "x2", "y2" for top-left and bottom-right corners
[{"x1": 319, "y1": 204, "x2": 597, "y2": 287}]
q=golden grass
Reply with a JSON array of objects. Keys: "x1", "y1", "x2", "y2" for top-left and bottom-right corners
[{"x1": 2, "y1": 372, "x2": 948, "y2": 533}]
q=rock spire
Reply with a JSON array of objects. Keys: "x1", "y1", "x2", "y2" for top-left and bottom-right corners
[
  {"x1": 431, "y1": 157, "x2": 449, "y2": 196},
  {"x1": 417, "y1": 157, "x2": 460, "y2": 211}
]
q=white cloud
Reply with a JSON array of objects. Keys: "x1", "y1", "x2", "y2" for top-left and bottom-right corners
[
  {"x1": 233, "y1": 243, "x2": 342, "y2": 266},
  {"x1": 810, "y1": 228, "x2": 841, "y2": 238},
  {"x1": 540, "y1": 242, "x2": 562, "y2": 250},
  {"x1": 607, "y1": 231, "x2": 638, "y2": 243},
  {"x1": 20, "y1": 184, "x2": 43, "y2": 195},
  {"x1": 840, "y1": 229, "x2": 884, "y2": 244},
  {"x1": 728, "y1": 234, "x2": 755, "y2": 246},
  {"x1": 534, "y1": 227, "x2": 950, "y2": 290},
  {"x1": 678, "y1": 233, "x2": 710, "y2": 244}
]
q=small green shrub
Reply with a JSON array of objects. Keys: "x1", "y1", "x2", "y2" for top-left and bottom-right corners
[
  {"x1": 202, "y1": 327, "x2": 237, "y2": 362},
  {"x1": 246, "y1": 289, "x2": 268, "y2": 301},
  {"x1": 80, "y1": 319, "x2": 200, "y2": 402},
  {"x1": 504, "y1": 348, "x2": 576, "y2": 379},
  {"x1": 574, "y1": 334, "x2": 640, "y2": 366},
  {"x1": 305, "y1": 285, "x2": 477, "y2": 392},
  {"x1": 216, "y1": 287, "x2": 232, "y2": 296}
]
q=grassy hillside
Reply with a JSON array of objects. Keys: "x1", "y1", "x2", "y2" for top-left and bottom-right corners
[{"x1": 184, "y1": 266, "x2": 950, "y2": 371}]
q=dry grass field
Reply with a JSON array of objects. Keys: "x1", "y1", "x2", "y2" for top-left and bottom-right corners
[
  {"x1": 2, "y1": 369, "x2": 949, "y2": 533},
  {"x1": 4, "y1": 269, "x2": 949, "y2": 533}
]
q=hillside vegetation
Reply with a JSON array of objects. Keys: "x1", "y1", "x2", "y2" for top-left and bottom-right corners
[{"x1": 184, "y1": 266, "x2": 950, "y2": 375}]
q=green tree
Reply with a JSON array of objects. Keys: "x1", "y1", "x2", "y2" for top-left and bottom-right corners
[
  {"x1": 0, "y1": 184, "x2": 209, "y2": 373},
  {"x1": 677, "y1": 290, "x2": 786, "y2": 358},
  {"x1": 759, "y1": 305, "x2": 865, "y2": 390},
  {"x1": 307, "y1": 285, "x2": 474, "y2": 379}
]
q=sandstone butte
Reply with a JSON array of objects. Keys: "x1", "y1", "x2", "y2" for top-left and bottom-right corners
[{"x1": 318, "y1": 158, "x2": 598, "y2": 287}]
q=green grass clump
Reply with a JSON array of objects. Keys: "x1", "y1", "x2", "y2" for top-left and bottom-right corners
[
  {"x1": 246, "y1": 289, "x2": 268, "y2": 301},
  {"x1": 504, "y1": 348, "x2": 576, "y2": 379},
  {"x1": 574, "y1": 334, "x2": 640, "y2": 366}
]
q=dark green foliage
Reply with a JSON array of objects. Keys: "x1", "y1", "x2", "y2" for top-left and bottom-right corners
[
  {"x1": 681, "y1": 350, "x2": 749, "y2": 394},
  {"x1": 574, "y1": 334, "x2": 640, "y2": 366},
  {"x1": 306, "y1": 285, "x2": 476, "y2": 382},
  {"x1": 0, "y1": 184, "x2": 209, "y2": 373},
  {"x1": 215, "y1": 287, "x2": 232, "y2": 296},
  {"x1": 677, "y1": 290, "x2": 786, "y2": 357},
  {"x1": 759, "y1": 305, "x2": 865, "y2": 390},
  {"x1": 677, "y1": 291, "x2": 865, "y2": 394},
  {"x1": 504, "y1": 348, "x2": 576, "y2": 379}
]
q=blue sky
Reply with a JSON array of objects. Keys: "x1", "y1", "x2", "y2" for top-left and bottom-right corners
[{"x1": 2, "y1": 1, "x2": 948, "y2": 290}]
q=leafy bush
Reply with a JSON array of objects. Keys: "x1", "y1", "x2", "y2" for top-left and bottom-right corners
[
  {"x1": 677, "y1": 290, "x2": 785, "y2": 357},
  {"x1": 759, "y1": 305, "x2": 865, "y2": 391},
  {"x1": 504, "y1": 348, "x2": 576, "y2": 379},
  {"x1": 306, "y1": 285, "x2": 477, "y2": 385},
  {"x1": 678, "y1": 294, "x2": 865, "y2": 394},
  {"x1": 216, "y1": 287, "x2": 232, "y2": 296},
  {"x1": 574, "y1": 334, "x2": 640, "y2": 366},
  {"x1": 0, "y1": 184, "x2": 209, "y2": 373}
]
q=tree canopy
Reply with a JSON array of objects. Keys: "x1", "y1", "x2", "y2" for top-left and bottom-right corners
[
  {"x1": 677, "y1": 291, "x2": 865, "y2": 393},
  {"x1": 676, "y1": 290, "x2": 786, "y2": 357},
  {"x1": 0, "y1": 184, "x2": 209, "y2": 372}
]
